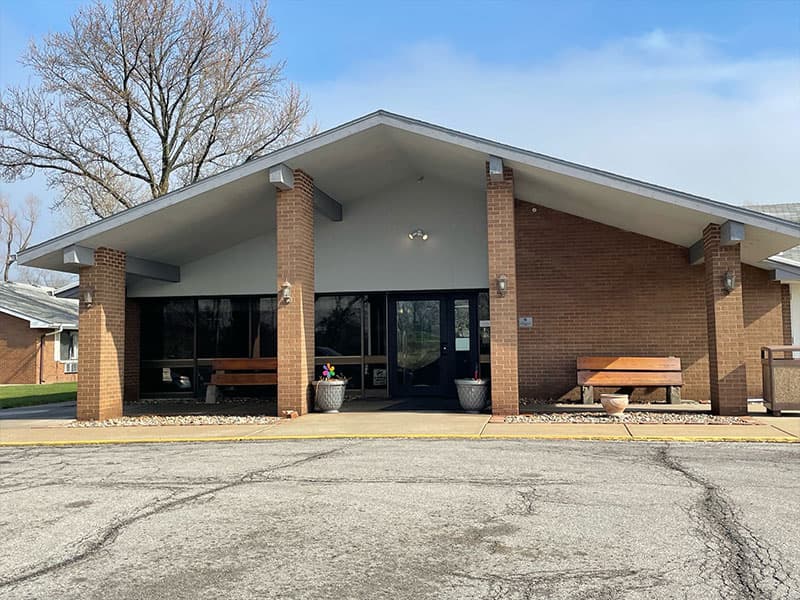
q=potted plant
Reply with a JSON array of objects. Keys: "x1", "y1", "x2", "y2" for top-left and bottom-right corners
[
  {"x1": 455, "y1": 366, "x2": 490, "y2": 413},
  {"x1": 314, "y1": 363, "x2": 348, "y2": 413}
]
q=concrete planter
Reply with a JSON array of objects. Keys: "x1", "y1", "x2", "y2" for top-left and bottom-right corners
[
  {"x1": 600, "y1": 393, "x2": 629, "y2": 417},
  {"x1": 314, "y1": 380, "x2": 347, "y2": 413},
  {"x1": 454, "y1": 379, "x2": 490, "y2": 413}
]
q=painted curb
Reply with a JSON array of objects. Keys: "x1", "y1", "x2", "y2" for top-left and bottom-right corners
[{"x1": 0, "y1": 433, "x2": 796, "y2": 447}]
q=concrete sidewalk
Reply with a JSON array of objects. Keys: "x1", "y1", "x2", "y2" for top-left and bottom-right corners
[{"x1": 1, "y1": 402, "x2": 798, "y2": 445}]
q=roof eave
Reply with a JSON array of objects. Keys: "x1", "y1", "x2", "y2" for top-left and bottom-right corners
[{"x1": 17, "y1": 110, "x2": 800, "y2": 268}]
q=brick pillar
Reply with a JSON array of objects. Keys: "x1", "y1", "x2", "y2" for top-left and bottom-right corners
[
  {"x1": 276, "y1": 170, "x2": 315, "y2": 415},
  {"x1": 703, "y1": 224, "x2": 747, "y2": 415},
  {"x1": 124, "y1": 299, "x2": 140, "y2": 403},
  {"x1": 77, "y1": 247, "x2": 126, "y2": 421},
  {"x1": 486, "y1": 164, "x2": 519, "y2": 416},
  {"x1": 781, "y1": 284, "x2": 793, "y2": 345}
]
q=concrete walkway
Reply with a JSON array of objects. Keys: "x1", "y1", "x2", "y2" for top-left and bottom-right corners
[{"x1": 1, "y1": 401, "x2": 798, "y2": 445}]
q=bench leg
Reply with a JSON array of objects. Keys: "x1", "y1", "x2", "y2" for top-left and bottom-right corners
[
  {"x1": 205, "y1": 384, "x2": 221, "y2": 404},
  {"x1": 667, "y1": 386, "x2": 681, "y2": 404},
  {"x1": 581, "y1": 385, "x2": 594, "y2": 404}
]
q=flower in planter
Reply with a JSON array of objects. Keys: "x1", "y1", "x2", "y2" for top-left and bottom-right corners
[
  {"x1": 320, "y1": 363, "x2": 348, "y2": 382},
  {"x1": 322, "y1": 363, "x2": 335, "y2": 380}
]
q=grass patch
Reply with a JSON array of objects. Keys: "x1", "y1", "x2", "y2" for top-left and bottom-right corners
[{"x1": 0, "y1": 382, "x2": 77, "y2": 409}]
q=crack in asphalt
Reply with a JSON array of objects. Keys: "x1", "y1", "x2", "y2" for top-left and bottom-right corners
[
  {"x1": 0, "y1": 444, "x2": 352, "y2": 589},
  {"x1": 451, "y1": 566, "x2": 660, "y2": 600},
  {"x1": 653, "y1": 445, "x2": 797, "y2": 600}
]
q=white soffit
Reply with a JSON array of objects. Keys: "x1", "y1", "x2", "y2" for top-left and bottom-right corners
[{"x1": 17, "y1": 110, "x2": 800, "y2": 272}]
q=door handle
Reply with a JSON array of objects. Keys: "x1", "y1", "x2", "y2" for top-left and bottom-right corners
[{"x1": 441, "y1": 343, "x2": 449, "y2": 355}]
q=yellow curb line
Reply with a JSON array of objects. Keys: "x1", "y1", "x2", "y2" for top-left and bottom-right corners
[{"x1": 0, "y1": 433, "x2": 796, "y2": 447}]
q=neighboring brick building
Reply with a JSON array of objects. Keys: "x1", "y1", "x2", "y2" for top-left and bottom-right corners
[
  {"x1": 0, "y1": 282, "x2": 79, "y2": 385},
  {"x1": 15, "y1": 111, "x2": 800, "y2": 419}
]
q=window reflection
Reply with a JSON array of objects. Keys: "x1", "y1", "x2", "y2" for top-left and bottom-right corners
[
  {"x1": 140, "y1": 299, "x2": 194, "y2": 360},
  {"x1": 255, "y1": 297, "x2": 277, "y2": 358},
  {"x1": 315, "y1": 295, "x2": 361, "y2": 356},
  {"x1": 197, "y1": 298, "x2": 250, "y2": 358}
]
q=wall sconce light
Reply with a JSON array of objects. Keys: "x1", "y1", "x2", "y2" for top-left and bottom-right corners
[
  {"x1": 723, "y1": 271, "x2": 736, "y2": 293},
  {"x1": 280, "y1": 281, "x2": 292, "y2": 304},
  {"x1": 496, "y1": 274, "x2": 508, "y2": 297},
  {"x1": 408, "y1": 229, "x2": 428, "y2": 241},
  {"x1": 81, "y1": 287, "x2": 94, "y2": 308}
]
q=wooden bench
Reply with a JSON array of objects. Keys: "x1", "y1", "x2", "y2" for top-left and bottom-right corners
[
  {"x1": 206, "y1": 358, "x2": 277, "y2": 403},
  {"x1": 577, "y1": 357, "x2": 682, "y2": 404}
]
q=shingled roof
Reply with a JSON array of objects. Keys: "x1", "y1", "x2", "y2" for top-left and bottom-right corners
[
  {"x1": 747, "y1": 203, "x2": 800, "y2": 263},
  {"x1": 0, "y1": 282, "x2": 78, "y2": 329}
]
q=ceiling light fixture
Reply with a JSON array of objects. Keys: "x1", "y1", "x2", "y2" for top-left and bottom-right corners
[{"x1": 408, "y1": 229, "x2": 428, "y2": 241}]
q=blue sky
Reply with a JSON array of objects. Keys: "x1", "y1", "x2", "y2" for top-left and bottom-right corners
[{"x1": 1, "y1": 0, "x2": 799, "y2": 247}]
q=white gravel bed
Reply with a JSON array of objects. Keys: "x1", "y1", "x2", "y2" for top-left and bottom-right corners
[
  {"x1": 69, "y1": 415, "x2": 281, "y2": 427},
  {"x1": 507, "y1": 412, "x2": 752, "y2": 425}
]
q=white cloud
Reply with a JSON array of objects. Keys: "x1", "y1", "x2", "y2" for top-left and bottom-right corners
[{"x1": 304, "y1": 31, "x2": 800, "y2": 205}]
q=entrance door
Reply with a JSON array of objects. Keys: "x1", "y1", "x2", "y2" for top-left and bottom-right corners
[{"x1": 389, "y1": 293, "x2": 479, "y2": 397}]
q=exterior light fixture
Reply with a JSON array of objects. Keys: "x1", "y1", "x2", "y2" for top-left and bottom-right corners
[
  {"x1": 280, "y1": 281, "x2": 292, "y2": 304},
  {"x1": 496, "y1": 274, "x2": 508, "y2": 297},
  {"x1": 81, "y1": 287, "x2": 94, "y2": 308},
  {"x1": 723, "y1": 271, "x2": 736, "y2": 293},
  {"x1": 408, "y1": 229, "x2": 428, "y2": 241}
]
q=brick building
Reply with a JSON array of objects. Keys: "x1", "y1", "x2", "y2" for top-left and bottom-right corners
[
  {"x1": 15, "y1": 111, "x2": 800, "y2": 420},
  {"x1": 0, "y1": 282, "x2": 79, "y2": 385}
]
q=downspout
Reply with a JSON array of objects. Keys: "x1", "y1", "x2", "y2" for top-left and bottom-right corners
[
  {"x1": 39, "y1": 334, "x2": 45, "y2": 384},
  {"x1": 42, "y1": 326, "x2": 65, "y2": 384}
]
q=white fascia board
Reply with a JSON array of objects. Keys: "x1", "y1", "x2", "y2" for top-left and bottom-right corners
[
  {"x1": 55, "y1": 281, "x2": 79, "y2": 295},
  {"x1": 18, "y1": 110, "x2": 800, "y2": 267},
  {"x1": 768, "y1": 255, "x2": 800, "y2": 269},
  {"x1": 17, "y1": 113, "x2": 386, "y2": 267},
  {"x1": 371, "y1": 112, "x2": 800, "y2": 240},
  {"x1": 761, "y1": 259, "x2": 800, "y2": 282}
]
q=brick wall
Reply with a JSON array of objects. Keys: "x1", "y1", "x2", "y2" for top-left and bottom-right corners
[
  {"x1": 486, "y1": 165, "x2": 520, "y2": 416},
  {"x1": 77, "y1": 247, "x2": 126, "y2": 421},
  {"x1": 276, "y1": 170, "x2": 315, "y2": 415},
  {"x1": 742, "y1": 266, "x2": 785, "y2": 397},
  {"x1": 0, "y1": 312, "x2": 38, "y2": 384},
  {"x1": 514, "y1": 203, "x2": 784, "y2": 403},
  {"x1": 703, "y1": 223, "x2": 748, "y2": 415}
]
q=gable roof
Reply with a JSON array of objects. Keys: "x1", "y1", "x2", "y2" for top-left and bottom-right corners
[
  {"x1": 0, "y1": 282, "x2": 78, "y2": 329},
  {"x1": 16, "y1": 110, "x2": 800, "y2": 272}
]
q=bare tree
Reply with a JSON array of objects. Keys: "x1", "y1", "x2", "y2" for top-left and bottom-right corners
[
  {"x1": 0, "y1": 0, "x2": 311, "y2": 219},
  {"x1": 0, "y1": 194, "x2": 39, "y2": 282}
]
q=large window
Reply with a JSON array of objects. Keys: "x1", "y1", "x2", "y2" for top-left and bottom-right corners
[
  {"x1": 139, "y1": 296, "x2": 276, "y2": 396},
  {"x1": 478, "y1": 292, "x2": 490, "y2": 380},
  {"x1": 141, "y1": 299, "x2": 194, "y2": 360},
  {"x1": 197, "y1": 298, "x2": 250, "y2": 358},
  {"x1": 254, "y1": 297, "x2": 277, "y2": 358},
  {"x1": 315, "y1": 295, "x2": 362, "y2": 356}
]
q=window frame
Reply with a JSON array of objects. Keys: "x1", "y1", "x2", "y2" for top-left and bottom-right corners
[{"x1": 54, "y1": 329, "x2": 79, "y2": 363}]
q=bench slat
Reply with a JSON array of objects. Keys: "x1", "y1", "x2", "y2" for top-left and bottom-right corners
[
  {"x1": 578, "y1": 371, "x2": 683, "y2": 387},
  {"x1": 577, "y1": 357, "x2": 681, "y2": 372},
  {"x1": 211, "y1": 358, "x2": 277, "y2": 371},
  {"x1": 212, "y1": 373, "x2": 277, "y2": 386}
]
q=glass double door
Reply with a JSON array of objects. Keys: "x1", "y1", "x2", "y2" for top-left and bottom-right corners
[{"x1": 389, "y1": 293, "x2": 479, "y2": 397}]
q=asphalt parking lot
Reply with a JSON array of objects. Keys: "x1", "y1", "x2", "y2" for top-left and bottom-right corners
[{"x1": 1, "y1": 440, "x2": 798, "y2": 599}]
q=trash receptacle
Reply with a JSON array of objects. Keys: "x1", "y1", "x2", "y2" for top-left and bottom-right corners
[{"x1": 761, "y1": 345, "x2": 800, "y2": 416}]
